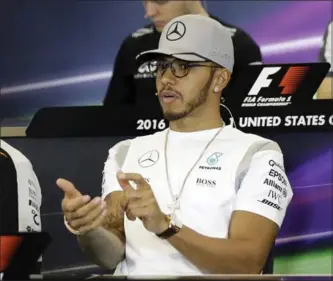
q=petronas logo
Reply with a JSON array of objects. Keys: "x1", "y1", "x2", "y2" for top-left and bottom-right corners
[{"x1": 207, "y1": 152, "x2": 223, "y2": 165}]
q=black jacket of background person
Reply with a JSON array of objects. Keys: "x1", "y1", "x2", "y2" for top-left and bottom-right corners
[
  {"x1": 0, "y1": 148, "x2": 19, "y2": 233},
  {"x1": 103, "y1": 15, "x2": 262, "y2": 110},
  {"x1": 0, "y1": 141, "x2": 42, "y2": 234}
]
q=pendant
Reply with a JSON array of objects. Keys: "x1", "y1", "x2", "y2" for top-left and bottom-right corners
[{"x1": 167, "y1": 197, "x2": 180, "y2": 214}]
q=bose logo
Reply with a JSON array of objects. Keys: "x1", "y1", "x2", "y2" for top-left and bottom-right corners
[{"x1": 258, "y1": 198, "x2": 282, "y2": 211}]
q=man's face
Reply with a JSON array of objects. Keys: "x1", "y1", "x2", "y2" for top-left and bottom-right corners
[
  {"x1": 143, "y1": 0, "x2": 188, "y2": 32},
  {"x1": 155, "y1": 57, "x2": 216, "y2": 121}
]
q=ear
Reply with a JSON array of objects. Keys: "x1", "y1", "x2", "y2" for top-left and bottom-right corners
[{"x1": 213, "y1": 69, "x2": 231, "y2": 93}]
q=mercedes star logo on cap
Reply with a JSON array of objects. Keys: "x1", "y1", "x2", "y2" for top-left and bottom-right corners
[
  {"x1": 138, "y1": 150, "x2": 159, "y2": 168},
  {"x1": 166, "y1": 21, "x2": 186, "y2": 41}
]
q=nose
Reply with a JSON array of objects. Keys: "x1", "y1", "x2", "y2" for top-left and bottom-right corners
[
  {"x1": 159, "y1": 67, "x2": 176, "y2": 86},
  {"x1": 144, "y1": 1, "x2": 158, "y2": 19}
]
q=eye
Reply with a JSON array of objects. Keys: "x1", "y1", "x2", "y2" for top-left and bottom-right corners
[{"x1": 178, "y1": 62, "x2": 189, "y2": 71}]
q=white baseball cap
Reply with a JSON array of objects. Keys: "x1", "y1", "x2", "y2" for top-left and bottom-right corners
[{"x1": 136, "y1": 14, "x2": 234, "y2": 72}]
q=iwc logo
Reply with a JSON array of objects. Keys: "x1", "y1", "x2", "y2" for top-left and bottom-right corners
[{"x1": 166, "y1": 21, "x2": 186, "y2": 41}]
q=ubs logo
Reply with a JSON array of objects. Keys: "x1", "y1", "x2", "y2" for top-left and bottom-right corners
[
  {"x1": 138, "y1": 150, "x2": 159, "y2": 168},
  {"x1": 134, "y1": 62, "x2": 156, "y2": 79}
]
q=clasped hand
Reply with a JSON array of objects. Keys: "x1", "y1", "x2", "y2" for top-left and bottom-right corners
[
  {"x1": 117, "y1": 172, "x2": 168, "y2": 234},
  {"x1": 57, "y1": 172, "x2": 168, "y2": 235}
]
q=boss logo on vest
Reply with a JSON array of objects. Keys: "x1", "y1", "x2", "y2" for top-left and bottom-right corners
[{"x1": 196, "y1": 178, "x2": 217, "y2": 188}]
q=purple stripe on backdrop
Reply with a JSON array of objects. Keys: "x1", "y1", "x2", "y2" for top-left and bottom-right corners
[
  {"x1": 279, "y1": 183, "x2": 332, "y2": 238},
  {"x1": 288, "y1": 149, "x2": 332, "y2": 186},
  {"x1": 263, "y1": 49, "x2": 320, "y2": 63},
  {"x1": 248, "y1": 1, "x2": 331, "y2": 44}
]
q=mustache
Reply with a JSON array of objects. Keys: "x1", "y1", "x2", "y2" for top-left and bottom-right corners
[{"x1": 158, "y1": 86, "x2": 183, "y2": 98}]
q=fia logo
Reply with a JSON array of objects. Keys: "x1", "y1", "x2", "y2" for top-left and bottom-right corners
[
  {"x1": 248, "y1": 66, "x2": 309, "y2": 96},
  {"x1": 242, "y1": 66, "x2": 309, "y2": 108}
]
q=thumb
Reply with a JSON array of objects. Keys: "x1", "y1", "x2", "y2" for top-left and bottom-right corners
[
  {"x1": 116, "y1": 172, "x2": 135, "y2": 192},
  {"x1": 56, "y1": 178, "x2": 81, "y2": 199}
]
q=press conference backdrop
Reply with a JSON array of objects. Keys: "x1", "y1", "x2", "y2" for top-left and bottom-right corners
[
  {"x1": 1, "y1": 0, "x2": 332, "y2": 276},
  {"x1": 1, "y1": 0, "x2": 332, "y2": 125}
]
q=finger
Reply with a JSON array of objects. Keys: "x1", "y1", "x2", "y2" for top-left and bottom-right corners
[
  {"x1": 120, "y1": 192, "x2": 129, "y2": 211},
  {"x1": 126, "y1": 211, "x2": 137, "y2": 221},
  {"x1": 128, "y1": 206, "x2": 150, "y2": 219},
  {"x1": 116, "y1": 172, "x2": 136, "y2": 192},
  {"x1": 117, "y1": 173, "x2": 149, "y2": 190},
  {"x1": 70, "y1": 200, "x2": 107, "y2": 229},
  {"x1": 57, "y1": 178, "x2": 82, "y2": 199},
  {"x1": 126, "y1": 196, "x2": 154, "y2": 210},
  {"x1": 77, "y1": 209, "x2": 108, "y2": 234},
  {"x1": 65, "y1": 196, "x2": 102, "y2": 221},
  {"x1": 62, "y1": 195, "x2": 90, "y2": 213}
]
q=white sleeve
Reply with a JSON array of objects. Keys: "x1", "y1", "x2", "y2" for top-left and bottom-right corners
[
  {"x1": 101, "y1": 139, "x2": 131, "y2": 200},
  {"x1": 234, "y1": 144, "x2": 293, "y2": 228},
  {"x1": 17, "y1": 161, "x2": 42, "y2": 233}
]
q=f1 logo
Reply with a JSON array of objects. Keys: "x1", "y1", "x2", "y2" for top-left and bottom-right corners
[{"x1": 248, "y1": 66, "x2": 309, "y2": 96}]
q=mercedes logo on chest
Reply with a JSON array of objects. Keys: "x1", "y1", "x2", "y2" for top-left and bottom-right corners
[
  {"x1": 138, "y1": 150, "x2": 159, "y2": 168},
  {"x1": 166, "y1": 21, "x2": 186, "y2": 41}
]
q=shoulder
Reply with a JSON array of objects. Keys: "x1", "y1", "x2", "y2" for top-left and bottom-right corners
[
  {"x1": 222, "y1": 127, "x2": 281, "y2": 156},
  {"x1": 224, "y1": 126, "x2": 277, "y2": 145},
  {"x1": 0, "y1": 143, "x2": 17, "y2": 190},
  {"x1": 121, "y1": 24, "x2": 155, "y2": 45},
  {"x1": 132, "y1": 129, "x2": 167, "y2": 143},
  {"x1": 107, "y1": 139, "x2": 132, "y2": 159},
  {"x1": 0, "y1": 141, "x2": 17, "y2": 170},
  {"x1": 212, "y1": 16, "x2": 256, "y2": 41},
  {"x1": 0, "y1": 140, "x2": 30, "y2": 166},
  {"x1": 0, "y1": 146, "x2": 14, "y2": 172},
  {"x1": 211, "y1": 16, "x2": 261, "y2": 63},
  {"x1": 131, "y1": 24, "x2": 155, "y2": 39}
]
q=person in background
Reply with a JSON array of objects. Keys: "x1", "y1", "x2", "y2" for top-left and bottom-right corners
[
  {"x1": 103, "y1": 0, "x2": 262, "y2": 110},
  {"x1": 0, "y1": 140, "x2": 42, "y2": 274},
  {"x1": 58, "y1": 15, "x2": 292, "y2": 275},
  {"x1": 317, "y1": 20, "x2": 332, "y2": 99}
]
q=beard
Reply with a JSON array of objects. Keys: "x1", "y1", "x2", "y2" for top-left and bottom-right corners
[{"x1": 161, "y1": 72, "x2": 215, "y2": 122}]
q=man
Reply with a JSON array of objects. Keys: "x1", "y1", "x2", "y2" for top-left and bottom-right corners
[
  {"x1": 317, "y1": 20, "x2": 332, "y2": 99},
  {"x1": 103, "y1": 0, "x2": 262, "y2": 110},
  {"x1": 59, "y1": 15, "x2": 292, "y2": 275},
  {"x1": 0, "y1": 140, "x2": 42, "y2": 275}
]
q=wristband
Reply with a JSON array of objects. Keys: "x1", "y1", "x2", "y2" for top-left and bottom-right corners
[{"x1": 63, "y1": 216, "x2": 83, "y2": 236}]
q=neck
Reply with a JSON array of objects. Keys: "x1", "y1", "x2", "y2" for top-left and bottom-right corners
[
  {"x1": 169, "y1": 111, "x2": 223, "y2": 132},
  {"x1": 187, "y1": 2, "x2": 209, "y2": 16}
]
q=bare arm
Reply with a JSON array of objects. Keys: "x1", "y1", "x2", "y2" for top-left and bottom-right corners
[
  {"x1": 167, "y1": 211, "x2": 278, "y2": 274},
  {"x1": 77, "y1": 191, "x2": 126, "y2": 270},
  {"x1": 167, "y1": 146, "x2": 292, "y2": 274}
]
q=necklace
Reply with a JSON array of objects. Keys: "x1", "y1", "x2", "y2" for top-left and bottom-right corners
[{"x1": 164, "y1": 124, "x2": 224, "y2": 215}]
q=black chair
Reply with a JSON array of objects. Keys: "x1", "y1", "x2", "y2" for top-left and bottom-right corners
[{"x1": 2, "y1": 232, "x2": 52, "y2": 280}]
